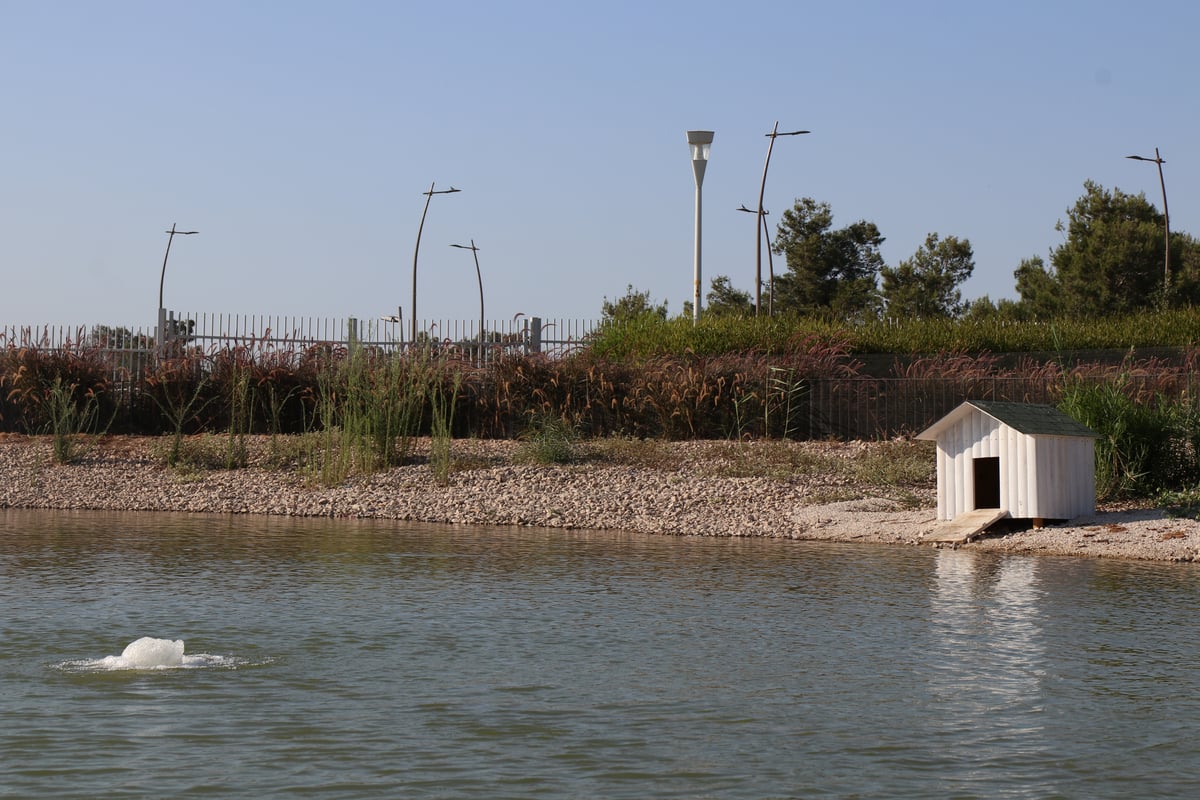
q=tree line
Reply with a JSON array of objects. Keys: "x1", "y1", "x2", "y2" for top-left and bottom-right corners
[{"x1": 603, "y1": 180, "x2": 1198, "y2": 322}]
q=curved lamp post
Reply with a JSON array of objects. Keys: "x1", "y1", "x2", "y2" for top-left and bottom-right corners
[
  {"x1": 738, "y1": 204, "x2": 776, "y2": 315},
  {"x1": 755, "y1": 122, "x2": 808, "y2": 316},
  {"x1": 157, "y1": 223, "x2": 198, "y2": 359},
  {"x1": 450, "y1": 240, "x2": 484, "y2": 351},
  {"x1": 411, "y1": 182, "x2": 461, "y2": 344},
  {"x1": 1126, "y1": 148, "x2": 1170, "y2": 288},
  {"x1": 687, "y1": 130, "x2": 714, "y2": 324},
  {"x1": 159, "y1": 222, "x2": 199, "y2": 311}
]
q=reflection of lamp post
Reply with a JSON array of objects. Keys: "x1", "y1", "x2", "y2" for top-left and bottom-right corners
[
  {"x1": 450, "y1": 240, "x2": 484, "y2": 348},
  {"x1": 411, "y1": 182, "x2": 461, "y2": 344},
  {"x1": 1126, "y1": 148, "x2": 1170, "y2": 288},
  {"x1": 687, "y1": 130, "x2": 713, "y2": 324},
  {"x1": 158, "y1": 223, "x2": 198, "y2": 358},
  {"x1": 755, "y1": 122, "x2": 808, "y2": 316}
]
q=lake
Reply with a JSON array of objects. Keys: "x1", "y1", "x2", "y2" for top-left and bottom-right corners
[{"x1": 3, "y1": 508, "x2": 1200, "y2": 798}]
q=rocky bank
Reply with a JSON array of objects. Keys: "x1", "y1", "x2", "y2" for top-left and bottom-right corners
[{"x1": 2, "y1": 433, "x2": 1198, "y2": 563}]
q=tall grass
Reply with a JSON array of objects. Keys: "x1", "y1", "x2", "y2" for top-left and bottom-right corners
[
  {"x1": 1059, "y1": 378, "x2": 1199, "y2": 499},
  {"x1": 429, "y1": 370, "x2": 463, "y2": 485},
  {"x1": 211, "y1": 348, "x2": 255, "y2": 469},
  {"x1": 43, "y1": 377, "x2": 113, "y2": 463},
  {"x1": 145, "y1": 357, "x2": 215, "y2": 468},
  {"x1": 302, "y1": 347, "x2": 453, "y2": 486}
]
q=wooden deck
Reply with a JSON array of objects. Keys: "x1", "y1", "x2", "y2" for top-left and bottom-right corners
[{"x1": 925, "y1": 509, "x2": 1010, "y2": 545}]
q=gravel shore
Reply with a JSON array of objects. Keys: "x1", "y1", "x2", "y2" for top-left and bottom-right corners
[{"x1": 3, "y1": 433, "x2": 1199, "y2": 563}]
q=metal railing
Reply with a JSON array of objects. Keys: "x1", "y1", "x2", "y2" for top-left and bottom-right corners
[{"x1": 153, "y1": 311, "x2": 600, "y2": 364}]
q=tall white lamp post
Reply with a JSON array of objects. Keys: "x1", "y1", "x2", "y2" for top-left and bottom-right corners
[{"x1": 687, "y1": 130, "x2": 713, "y2": 324}]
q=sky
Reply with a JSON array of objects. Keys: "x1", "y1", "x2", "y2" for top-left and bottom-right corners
[{"x1": 2, "y1": 0, "x2": 1198, "y2": 333}]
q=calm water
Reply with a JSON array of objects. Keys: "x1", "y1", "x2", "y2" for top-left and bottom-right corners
[{"x1": 3, "y1": 509, "x2": 1200, "y2": 799}]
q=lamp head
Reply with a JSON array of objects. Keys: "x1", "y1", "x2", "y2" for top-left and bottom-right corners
[
  {"x1": 686, "y1": 130, "x2": 714, "y2": 162},
  {"x1": 687, "y1": 130, "x2": 714, "y2": 186}
]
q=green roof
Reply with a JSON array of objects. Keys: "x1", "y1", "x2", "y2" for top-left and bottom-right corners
[{"x1": 918, "y1": 401, "x2": 1099, "y2": 440}]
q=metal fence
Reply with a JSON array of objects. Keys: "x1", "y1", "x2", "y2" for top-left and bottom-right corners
[
  {"x1": 154, "y1": 311, "x2": 598, "y2": 364},
  {"x1": 1, "y1": 313, "x2": 602, "y2": 415},
  {"x1": 801, "y1": 376, "x2": 1062, "y2": 440}
]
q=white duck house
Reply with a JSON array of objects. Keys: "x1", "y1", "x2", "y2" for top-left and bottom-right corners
[{"x1": 916, "y1": 401, "x2": 1099, "y2": 523}]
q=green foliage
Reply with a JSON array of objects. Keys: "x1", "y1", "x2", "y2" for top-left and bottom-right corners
[
  {"x1": 1013, "y1": 256, "x2": 1060, "y2": 320},
  {"x1": 44, "y1": 377, "x2": 113, "y2": 463},
  {"x1": 771, "y1": 197, "x2": 885, "y2": 319},
  {"x1": 429, "y1": 371, "x2": 463, "y2": 486},
  {"x1": 601, "y1": 284, "x2": 668, "y2": 323},
  {"x1": 705, "y1": 275, "x2": 755, "y2": 317},
  {"x1": 1012, "y1": 180, "x2": 1200, "y2": 319},
  {"x1": 145, "y1": 358, "x2": 215, "y2": 468},
  {"x1": 210, "y1": 347, "x2": 255, "y2": 469},
  {"x1": 302, "y1": 347, "x2": 439, "y2": 486},
  {"x1": 881, "y1": 233, "x2": 974, "y2": 319},
  {"x1": 1059, "y1": 378, "x2": 1198, "y2": 499},
  {"x1": 1051, "y1": 180, "x2": 1168, "y2": 315},
  {"x1": 586, "y1": 314, "x2": 851, "y2": 360},
  {"x1": 583, "y1": 307, "x2": 1200, "y2": 360},
  {"x1": 152, "y1": 433, "x2": 231, "y2": 474},
  {"x1": 515, "y1": 414, "x2": 578, "y2": 464},
  {"x1": 764, "y1": 366, "x2": 808, "y2": 439}
]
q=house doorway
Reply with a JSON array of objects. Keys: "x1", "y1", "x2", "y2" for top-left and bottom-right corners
[{"x1": 973, "y1": 457, "x2": 1001, "y2": 509}]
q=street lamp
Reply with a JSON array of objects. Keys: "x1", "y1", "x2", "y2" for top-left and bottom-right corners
[
  {"x1": 687, "y1": 130, "x2": 713, "y2": 324},
  {"x1": 450, "y1": 240, "x2": 484, "y2": 353},
  {"x1": 738, "y1": 204, "x2": 776, "y2": 315},
  {"x1": 755, "y1": 122, "x2": 808, "y2": 316},
  {"x1": 158, "y1": 222, "x2": 199, "y2": 311},
  {"x1": 411, "y1": 182, "x2": 461, "y2": 344},
  {"x1": 1126, "y1": 148, "x2": 1170, "y2": 288},
  {"x1": 158, "y1": 223, "x2": 198, "y2": 358}
]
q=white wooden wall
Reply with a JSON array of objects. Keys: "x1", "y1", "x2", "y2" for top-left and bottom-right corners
[{"x1": 935, "y1": 412, "x2": 1095, "y2": 522}]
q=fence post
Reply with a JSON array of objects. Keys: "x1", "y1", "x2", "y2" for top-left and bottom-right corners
[
  {"x1": 156, "y1": 307, "x2": 167, "y2": 363},
  {"x1": 529, "y1": 317, "x2": 543, "y2": 355},
  {"x1": 348, "y1": 317, "x2": 359, "y2": 359}
]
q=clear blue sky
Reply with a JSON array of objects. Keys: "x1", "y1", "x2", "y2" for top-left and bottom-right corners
[{"x1": 2, "y1": 0, "x2": 1196, "y2": 331}]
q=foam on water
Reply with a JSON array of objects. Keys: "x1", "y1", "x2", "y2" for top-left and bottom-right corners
[{"x1": 56, "y1": 636, "x2": 249, "y2": 672}]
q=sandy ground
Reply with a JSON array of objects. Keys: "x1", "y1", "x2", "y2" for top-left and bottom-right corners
[{"x1": 789, "y1": 497, "x2": 1200, "y2": 562}]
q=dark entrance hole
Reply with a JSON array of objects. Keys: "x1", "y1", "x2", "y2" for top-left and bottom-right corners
[{"x1": 973, "y1": 456, "x2": 1001, "y2": 509}]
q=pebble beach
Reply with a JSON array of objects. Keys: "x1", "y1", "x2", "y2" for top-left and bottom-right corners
[{"x1": 2, "y1": 433, "x2": 1199, "y2": 563}]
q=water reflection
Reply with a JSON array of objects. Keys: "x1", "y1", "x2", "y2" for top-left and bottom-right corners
[
  {"x1": 4, "y1": 509, "x2": 1200, "y2": 798},
  {"x1": 929, "y1": 550, "x2": 1053, "y2": 792}
]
